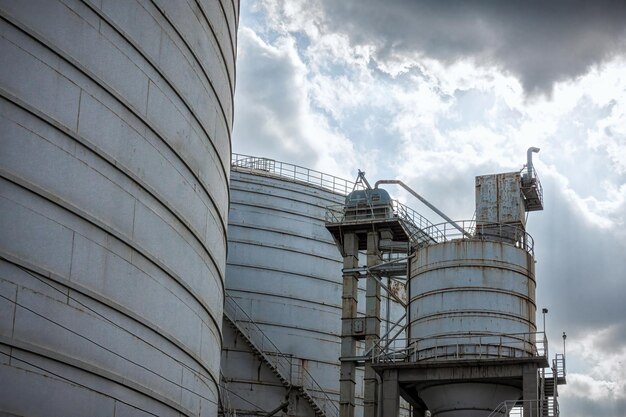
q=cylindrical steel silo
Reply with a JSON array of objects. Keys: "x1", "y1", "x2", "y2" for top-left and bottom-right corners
[
  {"x1": 0, "y1": 1, "x2": 237, "y2": 416},
  {"x1": 408, "y1": 226, "x2": 537, "y2": 417}
]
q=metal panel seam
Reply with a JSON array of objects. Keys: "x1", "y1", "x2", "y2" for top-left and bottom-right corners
[
  {"x1": 190, "y1": 0, "x2": 236, "y2": 98},
  {"x1": 80, "y1": 0, "x2": 233, "y2": 188},
  {"x1": 137, "y1": 0, "x2": 234, "y2": 134},
  {"x1": 226, "y1": 263, "x2": 340, "y2": 286},
  {"x1": 0, "y1": 337, "x2": 202, "y2": 416},
  {"x1": 0, "y1": 12, "x2": 231, "y2": 227},
  {"x1": 228, "y1": 237, "x2": 340, "y2": 263},
  {"x1": 413, "y1": 262, "x2": 535, "y2": 283},
  {"x1": 0, "y1": 83, "x2": 227, "y2": 278},
  {"x1": 0, "y1": 253, "x2": 220, "y2": 389},
  {"x1": 0, "y1": 174, "x2": 225, "y2": 341}
]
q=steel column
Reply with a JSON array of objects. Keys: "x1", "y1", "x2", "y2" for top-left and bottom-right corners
[
  {"x1": 364, "y1": 231, "x2": 381, "y2": 417},
  {"x1": 340, "y1": 233, "x2": 360, "y2": 417}
]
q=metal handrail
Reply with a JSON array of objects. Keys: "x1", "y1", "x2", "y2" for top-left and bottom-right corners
[
  {"x1": 232, "y1": 153, "x2": 356, "y2": 196},
  {"x1": 224, "y1": 294, "x2": 339, "y2": 417},
  {"x1": 325, "y1": 200, "x2": 442, "y2": 247},
  {"x1": 521, "y1": 166, "x2": 544, "y2": 204},
  {"x1": 553, "y1": 353, "x2": 566, "y2": 378},
  {"x1": 373, "y1": 332, "x2": 548, "y2": 363},
  {"x1": 218, "y1": 373, "x2": 236, "y2": 417},
  {"x1": 233, "y1": 154, "x2": 444, "y2": 248},
  {"x1": 421, "y1": 220, "x2": 535, "y2": 255},
  {"x1": 488, "y1": 398, "x2": 559, "y2": 417},
  {"x1": 326, "y1": 208, "x2": 533, "y2": 254}
]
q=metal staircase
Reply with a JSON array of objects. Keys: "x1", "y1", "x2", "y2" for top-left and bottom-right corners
[
  {"x1": 488, "y1": 354, "x2": 566, "y2": 417},
  {"x1": 539, "y1": 353, "x2": 566, "y2": 417},
  {"x1": 223, "y1": 294, "x2": 339, "y2": 417}
]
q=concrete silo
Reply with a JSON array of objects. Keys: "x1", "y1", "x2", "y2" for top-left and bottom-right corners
[
  {"x1": 221, "y1": 155, "x2": 409, "y2": 417},
  {"x1": 0, "y1": 1, "x2": 237, "y2": 416},
  {"x1": 222, "y1": 155, "x2": 351, "y2": 417}
]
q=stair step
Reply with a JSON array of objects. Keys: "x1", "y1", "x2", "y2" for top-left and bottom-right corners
[{"x1": 224, "y1": 312, "x2": 335, "y2": 417}]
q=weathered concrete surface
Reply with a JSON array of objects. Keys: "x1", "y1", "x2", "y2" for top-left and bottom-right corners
[{"x1": 0, "y1": 1, "x2": 238, "y2": 415}]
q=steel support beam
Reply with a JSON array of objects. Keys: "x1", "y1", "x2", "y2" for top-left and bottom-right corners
[
  {"x1": 364, "y1": 231, "x2": 381, "y2": 417},
  {"x1": 340, "y1": 233, "x2": 359, "y2": 417}
]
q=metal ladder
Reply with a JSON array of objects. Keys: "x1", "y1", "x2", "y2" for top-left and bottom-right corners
[{"x1": 223, "y1": 294, "x2": 339, "y2": 417}]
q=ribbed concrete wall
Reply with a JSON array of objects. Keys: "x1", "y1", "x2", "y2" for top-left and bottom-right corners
[
  {"x1": 0, "y1": 1, "x2": 237, "y2": 416},
  {"x1": 223, "y1": 170, "x2": 353, "y2": 416}
]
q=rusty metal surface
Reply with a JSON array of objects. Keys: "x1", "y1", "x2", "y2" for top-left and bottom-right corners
[
  {"x1": 409, "y1": 239, "x2": 537, "y2": 356},
  {"x1": 402, "y1": 237, "x2": 539, "y2": 417},
  {"x1": 476, "y1": 172, "x2": 526, "y2": 226}
]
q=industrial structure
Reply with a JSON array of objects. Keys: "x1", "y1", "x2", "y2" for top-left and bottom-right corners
[
  {"x1": 0, "y1": 2, "x2": 567, "y2": 416},
  {"x1": 221, "y1": 155, "x2": 409, "y2": 417},
  {"x1": 325, "y1": 148, "x2": 567, "y2": 417},
  {"x1": 220, "y1": 151, "x2": 565, "y2": 417},
  {"x1": 0, "y1": 1, "x2": 238, "y2": 416}
]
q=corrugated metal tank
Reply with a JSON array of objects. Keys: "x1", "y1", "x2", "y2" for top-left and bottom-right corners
[
  {"x1": 222, "y1": 161, "x2": 411, "y2": 417},
  {"x1": 0, "y1": 1, "x2": 237, "y2": 416},
  {"x1": 408, "y1": 237, "x2": 537, "y2": 416}
]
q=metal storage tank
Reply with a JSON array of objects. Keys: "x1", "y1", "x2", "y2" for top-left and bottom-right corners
[
  {"x1": 0, "y1": 1, "x2": 237, "y2": 416},
  {"x1": 222, "y1": 155, "x2": 407, "y2": 417},
  {"x1": 407, "y1": 225, "x2": 537, "y2": 416}
]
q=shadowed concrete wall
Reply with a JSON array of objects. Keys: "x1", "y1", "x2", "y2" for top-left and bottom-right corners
[
  {"x1": 223, "y1": 170, "x2": 354, "y2": 416},
  {"x1": 0, "y1": 1, "x2": 237, "y2": 416}
]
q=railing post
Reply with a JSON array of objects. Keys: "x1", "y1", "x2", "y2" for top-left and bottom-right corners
[{"x1": 289, "y1": 355, "x2": 293, "y2": 386}]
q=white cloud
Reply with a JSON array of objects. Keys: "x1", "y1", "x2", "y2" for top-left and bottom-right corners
[
  {"x1": 232, "y1": 26, "x2": 359, "y2": 178},
  {"x1": 559, "y1": 325, "x2": 626, "y2": 416},
  {"x1": 233, "y1": 3, "x2": 626, "y2": 415}
]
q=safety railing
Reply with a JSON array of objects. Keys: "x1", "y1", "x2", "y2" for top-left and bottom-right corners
[
  {"x1": 373, "y1": 332, "x2": 548, "y2": 364},
  {"x1": 488, "y1": 398, "x2": 559, "y2": 417},
  {"x1": 553, "y1": 353, "x2": 566, "y2": 379},
  {"x1": 223, "y1": 294, "x2": 339, "y2": 417},
  {"x1": 421, "y1": 220, "x2": 535, "y2": 255},
  {"x1": 325, "y1": 200, "x2": 441, "y2": 247},
  {"x1": 232, "y1": 153, "x2": 356, "y2": 196},
  {"x1": 521, "y1": 166, "x2": 544, "y2": 210}
]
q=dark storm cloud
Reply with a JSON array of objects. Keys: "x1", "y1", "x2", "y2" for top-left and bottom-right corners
[
  {"x1": 532, "y1": 174, "x2": 626, "y2": 344},
  {"x1": 318, "y1": 0, "x2": 626, "y2": 95}
]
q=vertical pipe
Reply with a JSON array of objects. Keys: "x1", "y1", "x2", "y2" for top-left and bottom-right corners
[{"x1": 526, "y1": 147, "x2": 540, "y2": 178}]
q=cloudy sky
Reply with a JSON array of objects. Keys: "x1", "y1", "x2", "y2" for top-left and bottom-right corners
[{"x1": 231, "y1": 1, "x2": 626, "y2": 415}]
